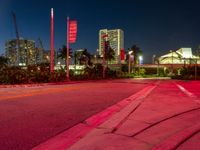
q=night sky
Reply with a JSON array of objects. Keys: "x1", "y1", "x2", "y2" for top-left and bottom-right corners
[{"x1": 1, "y1": 0, "x2": 200, "y2": 63}]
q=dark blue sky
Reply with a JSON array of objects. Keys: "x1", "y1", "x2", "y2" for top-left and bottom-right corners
[{"x1": 1, "y1": 0, "x2": 200, "y2": 63}]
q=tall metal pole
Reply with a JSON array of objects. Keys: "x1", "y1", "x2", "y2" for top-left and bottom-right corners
[
  {"x1": 195, "y1": 59, "x2": 197, "y2": 80},
  {"x1": 103, "y1": 38, "x2": 106, "y2": 79},
  {"x1": 66, "y1": 17, "x2": 70, "y2": 81},
  {"x1": 172, "y1": 50, "x2": 173, "y2": 74},
  {"x1": 128, "y1": 54, "x2": 131, "y2": 74},
  {"x1": 50, "y1": 8, "x2": 54, "y2": 73}
]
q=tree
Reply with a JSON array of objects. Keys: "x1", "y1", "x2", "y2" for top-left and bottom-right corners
[
  {"x1": 0, "y1": 56, "x2": 9, "y2": 70},
  {"x1": 196, "y1": 45, "x2": 200, "y2": 57},
  {"x1": 105, "y1": 41, "x2": 115, "y2": 63},
  {"x1": 58, "y1": 45, "x2": 73, "y2": 61},
  {"x1": 129, "y1": 45, "x2": 142, "y2": 65},
  {"x1": 79, "y1": 49, "x2": 92, "y2": 66}
]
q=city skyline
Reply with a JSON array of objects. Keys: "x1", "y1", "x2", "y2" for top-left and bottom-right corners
[{"x1": 1, "y1": 0, "x2": 200, "y2": 63}]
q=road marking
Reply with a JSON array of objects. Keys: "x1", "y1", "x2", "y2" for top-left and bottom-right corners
[
  {"x1": 176, "y1": 84, "x2": 196, "y2": 98},
  {"x1": 176, "y1": 84, "x2": 200, "y2": 104}
]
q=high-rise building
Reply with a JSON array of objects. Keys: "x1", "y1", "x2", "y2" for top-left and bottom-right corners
[
  {"x1": 43, "y1": 50, "x2": 51, "y2": 63},
  {"x1": 35, "y1": 47, "x2": 44, "y2": 64},
  {"x1": 5, "y1": 39, "x2": 36, "y2": 66},
  {"x1": 99, "y1": 29, "x2": 124, "y2": 64}
]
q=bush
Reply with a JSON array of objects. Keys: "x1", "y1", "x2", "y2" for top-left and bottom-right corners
[
  {"x1": 172, "y1": 66, "x2": 200, "y2": 80},
  {"x1": 0, "y1": 64, "x2": 67, "y2": 84},
  {"x1": 121, "y1": 64, "x2": 128, "y2": 72}
]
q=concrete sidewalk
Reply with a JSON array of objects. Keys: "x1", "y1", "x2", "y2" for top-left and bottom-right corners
[{"x1": 33, "y1": 80, "x2": 200, "y2": 150}]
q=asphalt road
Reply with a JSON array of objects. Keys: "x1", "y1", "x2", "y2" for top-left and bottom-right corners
[{"x1": 0, "y1": 79, "x2": 155, "y2": 150}]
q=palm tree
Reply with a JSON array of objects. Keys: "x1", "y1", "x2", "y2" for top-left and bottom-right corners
[
  {"x1": 58, "y1": 45, "x2": 73, "y2": 63},
  {"x1": 105, "y1": 41, "x2": 115, "y2": 64},
  {"x1": 79, "y1": 49, "x2": 92, "y2": 66},
  {"x1": 129, "y1": 45, "x2": 142, "y2": 65}
]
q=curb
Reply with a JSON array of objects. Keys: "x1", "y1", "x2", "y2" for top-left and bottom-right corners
[{"x1": 32, "y1": 84, "x2": 157, "y2": 150}]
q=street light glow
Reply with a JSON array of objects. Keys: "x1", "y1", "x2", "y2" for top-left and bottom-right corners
[
  {"x1": 139, "y1": 56, "x2": 143, "y2": 61},
  {"x1": 139, "y1": 55, "x2": 143, "y2": 65}
]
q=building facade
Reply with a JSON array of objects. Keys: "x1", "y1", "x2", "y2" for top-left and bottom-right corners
[
  {"x1": 98, "y1": 29, "x2": 124, "y2": 64},
  {"x1": 43, "y1": 50, "x2": 50, "y2": 63},
  {"x1": 5, "y1": 39, "x2": 36, "y2": 66},
  {"x1": 35, "y1": 47, "x2": 44, "y2": 64},
  {"x1": 158, "y1": 48, "x2": 200, "y2": 64}
]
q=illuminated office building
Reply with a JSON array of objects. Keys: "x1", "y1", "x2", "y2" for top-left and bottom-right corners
[
  {"x1": 5, "y1": 39, "x2": 36, "y2": 66},
  {"x1": 99, "y1": 29, "x2": 124, "y2": 64}
]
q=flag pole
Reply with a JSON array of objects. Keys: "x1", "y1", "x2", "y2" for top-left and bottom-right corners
[
  {"x1": 50, "y1": 8, "x2": 54, "y2": 73},
  {"x1": 66, "y1": 17, "x2": 70, "y2": 81}
]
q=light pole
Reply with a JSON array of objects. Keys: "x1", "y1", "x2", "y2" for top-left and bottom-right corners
[
  {"x1": 152, "y1": 54, "x2": 156, "y2": 64},
  {"x1": 170, "y1": 50, "x2": 173, "y2": 74},
  {"x1": 139, "y1": 56, "x2": 143, "y2": 76},
  {"x1": 156, "y1": 59, "x2": 160, "y2": 76},
  {"x1": 128, "y1": 51, "x2": 133, "y2": 74},
  {"x1": 102, "y1": 34, "x2": 108, "y2": 79},
  {"x1": 195, "y1": 59, "x2": 197, "y2": 80}
]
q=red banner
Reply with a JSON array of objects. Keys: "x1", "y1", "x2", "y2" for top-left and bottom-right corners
[
  {"x1": 120, "y1": 49, "x2": 125, "y2": 60},
  {"x1": 69, "y1": 20, "x2": 77, "y2": 43}
]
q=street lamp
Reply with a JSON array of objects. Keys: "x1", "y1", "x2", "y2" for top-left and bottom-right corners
[
  {"x1": 139, "y1": 56, "x2": 143, "y2": 64},
  {"x1": 102, "y1": 34, "x2": 108, "y2": 79},
  {"x1": 138, "y1": 55, "x2": 143, "y2": 76},
  {"x1": 195, "y1": 58, "x2": 197, "y2": 80},
  {"x1": 152, "y1": 54, "x2": 156, "y2": 64},
  {"x1": 170, "y1": 50, "x2": 173, "y2": 74},
  {"x1": 128, "y1": 51, "x2": 133, "y2": 74}
]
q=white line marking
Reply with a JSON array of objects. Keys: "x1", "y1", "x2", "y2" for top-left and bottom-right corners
[
  {"x1": 176, "y1": 84, "x2": 196, "y2": 98},
  {"x1": 176, "y1": 84, "x2": 200, "y2": 104}
]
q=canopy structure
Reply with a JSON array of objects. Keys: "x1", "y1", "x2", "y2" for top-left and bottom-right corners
[{"x1": 159, "y1": 48, "x2": 200, "y2": 64}]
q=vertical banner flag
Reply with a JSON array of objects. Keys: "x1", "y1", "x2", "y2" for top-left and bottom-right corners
[
  {"x1": 66, "y1": 18, "x2": 77, "y2": 81},
  {"x1": 120, "y1": 49, "x2": 125, "y2": 60},
  {"x1": 69, "y1": 20, "x2": 77, "y2": 43}
]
